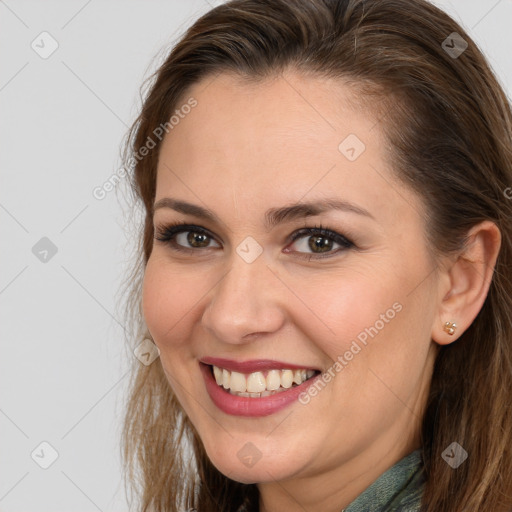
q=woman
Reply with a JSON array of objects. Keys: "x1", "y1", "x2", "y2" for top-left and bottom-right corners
[{"x1": 120, "y1": 0, "x2": 512, "y2": 510}]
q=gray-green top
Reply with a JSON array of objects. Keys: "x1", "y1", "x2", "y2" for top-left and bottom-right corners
[{"x1": 343, "y1": 449, "x2": 425, "y2": 512}]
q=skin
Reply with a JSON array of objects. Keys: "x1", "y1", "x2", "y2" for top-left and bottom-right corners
[{"x1": 142, "y1": 71, "x2": 501, "y2": 512}]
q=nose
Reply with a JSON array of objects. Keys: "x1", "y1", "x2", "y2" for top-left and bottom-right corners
[{"x1": 200, "y1": 249, "x2": 286, "y2": 345}]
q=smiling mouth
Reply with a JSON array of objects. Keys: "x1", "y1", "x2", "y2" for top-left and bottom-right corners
[{"x1": 209, "y1": 365, "x2": 320, "y2": 398}]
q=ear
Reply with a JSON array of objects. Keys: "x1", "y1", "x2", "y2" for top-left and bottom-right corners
[{"x1": 431, "y1": 220, "x2": 501, "y2": 346}]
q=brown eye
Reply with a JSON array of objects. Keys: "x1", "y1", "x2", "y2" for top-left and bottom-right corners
[
  {"x1": 286, "y1": 225, "x2": 354, "y2": 259},
  {"x1": 183, "y1": 231, "x2": 211, "y2": 248},
  {"x1": 154, "y1": 223, "x2": 220, "y2": 251}
]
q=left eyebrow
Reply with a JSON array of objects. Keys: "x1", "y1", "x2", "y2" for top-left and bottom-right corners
[
  {"x1": 152, "y1": 197, "x2": 375, "y2": 229},
  {"x1": 264, "y1": 198, "x2": 375, "y2": 228}
]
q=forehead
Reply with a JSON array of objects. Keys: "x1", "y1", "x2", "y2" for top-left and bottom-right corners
[
  {"x1": 169, "y1": 71, "x2": 377, "y2": 151},
  {"x1": 155, "y1": 71, "x2": 418, "y2": 228}
]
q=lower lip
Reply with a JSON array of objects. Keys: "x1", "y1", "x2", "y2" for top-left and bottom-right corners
[{"x1": 200, "y1": 363, "x2": 319, "y2": 417}]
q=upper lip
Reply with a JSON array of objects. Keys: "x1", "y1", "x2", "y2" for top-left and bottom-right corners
[{"x1": 200, "y1": 357, "x2": 320, "y2": 374}]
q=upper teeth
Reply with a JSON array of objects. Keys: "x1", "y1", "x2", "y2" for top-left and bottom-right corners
[{"x1": 212, "y1": 365, "x2": 316, "y2": 395}]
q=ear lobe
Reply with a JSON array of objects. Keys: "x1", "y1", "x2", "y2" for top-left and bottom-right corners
[{"x1": 432, "y1": 220, "x2": 501, "y2": 346}]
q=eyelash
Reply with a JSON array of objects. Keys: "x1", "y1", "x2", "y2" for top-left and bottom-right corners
[{"x1": 153, "y1": 221, "x2": 355, "y2": 260}]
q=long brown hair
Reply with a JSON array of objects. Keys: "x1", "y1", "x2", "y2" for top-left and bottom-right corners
[{"x1": 119, "y1": 0, "x2": 512, "y2": 510}]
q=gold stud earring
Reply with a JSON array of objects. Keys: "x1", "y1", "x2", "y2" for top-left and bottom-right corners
[{"x1": 443, "y1": 321, "x2": 457, "y2": 335}]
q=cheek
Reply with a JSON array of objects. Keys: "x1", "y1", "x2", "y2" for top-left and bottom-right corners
[
  {"x1": 141, "y1": 257, "x2": 198, "y2": 348},
  {"x1": 293, "y1": 269, "x2": 403, "y2": 358},
  {"x1": 142, "y1": 260, "x2": 166, "y2": 340},
  {"x1": 294, "y1": 262, "x2": 434, "y2": 403},
  {"x1": 141, "y1": 258, "x2": 204, "y2": 407}
]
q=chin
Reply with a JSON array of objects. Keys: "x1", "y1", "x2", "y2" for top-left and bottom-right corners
[{"x1": 203, "y1": 441, "x2": 306, "y2": 485}]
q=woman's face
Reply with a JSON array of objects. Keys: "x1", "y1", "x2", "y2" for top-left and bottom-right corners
[{"x1": 143, "y1": 71, "x2": 441, "y2": 487}]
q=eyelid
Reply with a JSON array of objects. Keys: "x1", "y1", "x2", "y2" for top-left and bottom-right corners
[
  {"x1": 154, "y1": 222, "x2": 220, "y2": 248},
  {"x1": 287, "y1": 225, "x2": 353, "y2": 246}
]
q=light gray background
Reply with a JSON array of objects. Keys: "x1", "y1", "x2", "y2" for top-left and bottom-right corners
[{"x1": 1, "y1": 1, "x2": 511, "y2": 511}]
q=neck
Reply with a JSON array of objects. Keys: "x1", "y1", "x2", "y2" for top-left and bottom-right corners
[{"x1": 257, "y1": 431, "x2": 420, "y2": 512}]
